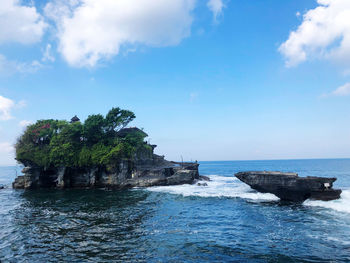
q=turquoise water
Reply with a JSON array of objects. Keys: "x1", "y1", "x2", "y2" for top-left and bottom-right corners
[{"x1": 0, "y1": 159, "x2": 350, "y2": 262}]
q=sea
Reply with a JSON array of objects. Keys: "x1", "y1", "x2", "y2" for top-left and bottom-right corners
[{"x1": 0, "y1": 159, "x2": 350, "y2": 262}]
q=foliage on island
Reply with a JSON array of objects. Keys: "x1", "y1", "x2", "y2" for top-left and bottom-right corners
[{"x1": 15, "y1": 107, "x2": 152, "y2": 169}]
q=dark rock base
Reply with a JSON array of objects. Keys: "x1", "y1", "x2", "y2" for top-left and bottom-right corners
[
  {"x1": 13, "y1": 161, "x2": 199, "y2": 190},
  {"x1": 235, "y1": 171, "x2": 342, "y2": 202}
]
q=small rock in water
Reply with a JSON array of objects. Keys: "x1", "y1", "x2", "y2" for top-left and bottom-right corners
[
  {"x1": 198, "y1": 175, "x2": 211, "y2": 181},
  {"x1": 197, "y1": 182, "x2": 208, "y2": 187}
]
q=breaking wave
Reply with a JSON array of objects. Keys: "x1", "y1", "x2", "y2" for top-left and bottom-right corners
[
  {"x1": 304, "y1": 189, "x2": 350, "y2": 214},
  {"x1": 147, "y1": 175, "x2": 350, "y2": 213},
  {"x1": 147, "y1": 175, "x2": 279, "y2": 201}
]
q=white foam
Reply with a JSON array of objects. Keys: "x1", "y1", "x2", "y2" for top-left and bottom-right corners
[
  {"x1": 147, "y1": 175, "x2": 279, "y2": 201},
  {"x1": 304, "y1": 189, "x2": 350, "y2": 214},
  {"x1": 147, "y1": 175, "x2": 350, "y2": 213}
]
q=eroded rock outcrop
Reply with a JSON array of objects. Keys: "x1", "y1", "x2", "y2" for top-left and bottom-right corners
[
  {"x1": 13, "y1": 112, "x2": 201, "y2": 190},
  {"x1": 13, "y1": 156, "x2": 199, "y2": 190},
  {"x1": 235, "y1": 171, "x2": 342, "y2": 202}
]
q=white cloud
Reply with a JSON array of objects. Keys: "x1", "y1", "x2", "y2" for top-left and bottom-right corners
[
  {"x1": 279, "y1": 0, "x2": 350, "y2": 67},
  {"x1": 44, "y1": 0, "x2": 196, "y2": 67},
  {"x1": 0, "y1": 96, "x2": 27, "y2": 120},
  {"x1": 0, "y1": 142, "x2": 15, "y2": 166},
  {"x1": 44, "y1": 0, "x2": 80, "y2": 22},
  {"x1": 0, "y1": 95, "x2": 15, "y2": 120},
  {"x1": 0, "y1": 54, "x2": 43, "y2": 75},
  {"x1": 321, "y1": 82, "x2": 350, "y2": 97},
  {"x1": 0, "y1": 0, "x2": 47, "y2": 44},
  {"x1": 19, "y1": 120, "x2": 33, "y2": 127},
  {"x1": 207, "y1": 0, "x2": 224, "y2": 22},
  {"x1": 0, "y1": 142, "x2": 14, "y2": 153},
  {"x1": 42, "y1": 44, "x2": 55, "y2": 62},
  {"x1": 331, "y1": 82, "x2": 350, "y2": 96},
  {"x1": 16, "y1": 60, "x2": 43, "y2": 73}
]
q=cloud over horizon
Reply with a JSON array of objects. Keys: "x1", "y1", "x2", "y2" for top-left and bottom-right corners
[
  {"x1": 19, "y1": 120, "x2": 33, "y2": 127},
  {"x1": 279, "y1": 0, "x2": 350, "y2": 67},
  {"x1": 0, "y1": 0, "x2": 47, "y2": 44},
  {"x1": 45, "y1": 0, "x2": 196, "y2": 67},
  {"x1": 0, "y1": 141, "x2": 15, "y2": 165},
  {"x1": 0, "y1": 0, "x2": 229, "y2": 68},
  {"x1": 0, "y1": 96, "x2": 28, "y2": 121},
  {"x1": 0, "y1": 95, "x2": 15, "y2": 121}
]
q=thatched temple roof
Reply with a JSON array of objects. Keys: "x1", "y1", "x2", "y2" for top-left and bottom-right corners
[{"x1": 70, "y1": 115, "x2": 80, "y2": 123}]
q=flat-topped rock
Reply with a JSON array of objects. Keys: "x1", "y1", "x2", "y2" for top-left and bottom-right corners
[{"x1": 235, "y1": 171, "x2": 342, "y2": 202}]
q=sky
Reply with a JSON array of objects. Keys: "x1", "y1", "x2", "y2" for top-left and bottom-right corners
[{"x1": 1, "y1": 0, "x2": 350, "y2": 165}]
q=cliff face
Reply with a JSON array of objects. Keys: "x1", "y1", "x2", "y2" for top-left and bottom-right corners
[{"x1": 13, "y1": 154, "x2": 199, "y2": 190}]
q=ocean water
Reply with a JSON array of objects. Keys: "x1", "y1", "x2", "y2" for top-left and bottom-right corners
[{"x1": 0, "y1": 159, "x2": 350, "y2": 262}]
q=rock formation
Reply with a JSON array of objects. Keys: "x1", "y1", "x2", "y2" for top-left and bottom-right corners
[
  {"x1": 13, "y1": 155, "x2": 199, "y2": 190},
  {"x1": 235, "y1": 171, "x2": 342, "y2": 202},
  {"x1": 13, "y1": 119, "x2": 202, "y2": 190}
]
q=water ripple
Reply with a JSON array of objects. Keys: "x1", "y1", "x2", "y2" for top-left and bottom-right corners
[{"x1": 1, "y1": 160, "x2": 350, "y2": 262}]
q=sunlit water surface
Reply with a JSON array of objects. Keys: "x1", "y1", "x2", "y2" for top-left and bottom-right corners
[{"x1": 1, "y1": 159, "x2": 350, "y2": 262}]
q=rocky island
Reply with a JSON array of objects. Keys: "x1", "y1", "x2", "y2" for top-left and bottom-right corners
[
  {"x1": 235, "y1": 171, "x2": 342, "y2": 202},
  {"x1": 12, "y1": 107, "x2": 200, "y2": 189}
]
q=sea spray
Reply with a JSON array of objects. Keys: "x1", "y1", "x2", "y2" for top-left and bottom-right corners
[
  {"x1": 147, "y1": 175, "x2": 279, "y2": 201},
  {"x1": 305, "y1": 189, "x2": 350, "y2": 213},
  {"x1": 148, "y1": 175, "x2": 350, "y2": 214}
]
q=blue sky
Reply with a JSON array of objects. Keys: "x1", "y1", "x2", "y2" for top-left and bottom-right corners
[{"x1": 1, "y1": 0, "x2": 350, "y2": 165}]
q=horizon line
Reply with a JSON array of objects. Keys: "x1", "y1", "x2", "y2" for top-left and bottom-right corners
[{"x1": 1, "y1": 157, "x2": 350, "y2": 167}]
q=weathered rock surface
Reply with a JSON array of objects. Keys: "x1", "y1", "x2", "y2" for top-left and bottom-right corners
[
  {"x1": 235, "y1": 171, "x2": 342, "y2": 202},
  {"x1": 198, "y1": 175, "x2": 211, "y2": 182},
  {"x1": 13, "y1": 156, "x2": 199, "y2": 190}
]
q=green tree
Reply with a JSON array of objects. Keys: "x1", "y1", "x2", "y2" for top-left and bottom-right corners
[
  {"x1": 78, "y1": 146, "x2": 92, "y2": 167},
  {"x1": 91, "y1": 143, "x2": 111, "y2": 165},
  {"x1": 49, "y1": 142, "x2": 77, "y2": 167},
  {"x1": 14, "y1": 107, "x2": 149, "y2": 169},
  {"x1": 83, "y1": 114, "x2": 105, "y2": 144},
  {"x1": 105, "y1": 107, "x2": 135, "y2": 132}
]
